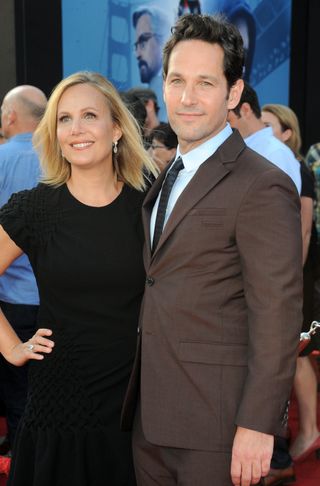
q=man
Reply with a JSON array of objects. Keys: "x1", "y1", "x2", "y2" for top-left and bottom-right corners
[
  {"x1": 149, "y1": 122, "x2": 178, "y2": 171},
  {"x1": 122, "y1": 14, "x2": 302, "y2": 486},
  {"x1": 132, "y1": 5, "x2": 171, "y2": 121},
  {"x1": 127, "y1": 87, "x2": 161, "y2": 137},
  {"x1": 227, "y1": 81, "x2": 301, "y2": 194},
  {"x1": 0, "y1": 85, "x2": 47, "y2": 451}
]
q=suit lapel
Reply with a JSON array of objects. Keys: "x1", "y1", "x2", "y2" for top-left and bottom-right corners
[{"x1": 144, "y1": 130, "x2": 246, "y2": 262}]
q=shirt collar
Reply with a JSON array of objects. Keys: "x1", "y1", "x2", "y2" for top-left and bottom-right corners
[
  {"x1": 174, "y1": 123, "x2": 233, "y2": 172},
  {"x1": 245, "y1": 126, "x2": 273, "y2": 144},
  {"x1": 8, "y1": 132, "x2": 34, "y2": 143}
]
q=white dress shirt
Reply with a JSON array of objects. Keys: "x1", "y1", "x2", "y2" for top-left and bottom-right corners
[
  {"x1": 245, "y1": 126, "x2": 301, "y2": 194},
  {"x1": 150, "y1": 123, "x2": 233, "y2": 244}
]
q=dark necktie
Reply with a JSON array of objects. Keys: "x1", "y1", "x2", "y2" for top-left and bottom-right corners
[{"x1": 152, "y1": 156, "x2": 184, "y2": 253}]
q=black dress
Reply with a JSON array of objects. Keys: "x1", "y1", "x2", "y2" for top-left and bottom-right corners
[{"x1": 0, "y1": 183, "x2": 146, "y2": 486}]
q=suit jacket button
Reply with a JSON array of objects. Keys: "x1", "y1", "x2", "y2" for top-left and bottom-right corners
[{"x1": 146, "y1": 276, "x2": 154, "y2": 286}]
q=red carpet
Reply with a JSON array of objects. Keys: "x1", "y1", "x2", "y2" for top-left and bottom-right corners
[
  {"x1": 0, "y1": 418, "x2": 7, "y2": 486},
  {"x1": 290, "y1": 354, "x2": 320, "y2": 486},
  {"x1": 289, "y1": 395, "x2": 320, "y2": 485},
  {"x1": 0, "y1": 361, "x2": 319, "y2": 485}
]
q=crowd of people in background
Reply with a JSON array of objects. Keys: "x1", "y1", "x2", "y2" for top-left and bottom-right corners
[{"x1": 0, "y1": 11, "x2": 319, "y2": 486}]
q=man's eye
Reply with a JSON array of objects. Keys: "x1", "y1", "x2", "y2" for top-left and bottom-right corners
[{"x1": 171, "y1": 78, "x2": 182, "y2": 85}]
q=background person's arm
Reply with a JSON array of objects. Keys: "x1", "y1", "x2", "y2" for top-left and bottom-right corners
[{"x1": 300, "y1": 196, "x2": 313, "y2": 265}]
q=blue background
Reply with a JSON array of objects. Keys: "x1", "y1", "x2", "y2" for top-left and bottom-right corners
[{"x1": 62, "y1": 0, "x2": 292, "y2": 114}]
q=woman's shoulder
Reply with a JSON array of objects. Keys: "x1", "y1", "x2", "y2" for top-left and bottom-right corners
[
  {"x1": 31, "y1": 182, "x2": 63, "y2": 199},
  {"x1": 124, "y1": 177, "x2": 152, "y2": 201},
  {"x1": 2, "y1": 182, "x2": 65, "y2": 228},
  {"x1": 8, "y1": 182, "x2": 62, "y2": 206},
  {"x1": 0, "y1": 183, "x2": 64, "y2": 252}
]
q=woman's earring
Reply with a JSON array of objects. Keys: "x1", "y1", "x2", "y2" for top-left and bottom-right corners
[{"x1": 113, "y1": 140, "x2": 118, "y2": 154}]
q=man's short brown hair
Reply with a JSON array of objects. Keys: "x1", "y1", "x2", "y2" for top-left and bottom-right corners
[{"x1": 162, "y1": 14, "x2": 244, "y2": 90}]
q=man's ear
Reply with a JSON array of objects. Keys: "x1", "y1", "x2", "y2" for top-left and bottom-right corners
[
  {"x1": 227, "y1": 79, "x2": 244, "y2": 110},
  {"x1": 7, "y1": 109, "x2": 16, "y2": 126},
  {"x1": 238, "y1": 102, "x2": 252, "y2": 119},
  {"x1": 145, "y1": 99, "x2": 153, "y2": 115}
]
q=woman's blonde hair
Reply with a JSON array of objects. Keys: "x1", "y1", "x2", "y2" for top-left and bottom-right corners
[
  {"x1": 33, "y1": 71, "x2": 158, "y2": 190},
  {"x1": 262, "y1": 103, "x2": 302, "y2": 160}
]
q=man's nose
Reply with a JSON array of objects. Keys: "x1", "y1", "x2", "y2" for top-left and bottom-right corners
[
  {"x1": 135, "y1": 45, "x2": 142, "y2": 58},
  {"x1": 181, "y1": 85, "x2": 197, "y2": 105}
]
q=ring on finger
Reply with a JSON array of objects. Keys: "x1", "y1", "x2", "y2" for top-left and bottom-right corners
[{"x1": 27, "y1": 343, "x2": 34, "y2": 351}]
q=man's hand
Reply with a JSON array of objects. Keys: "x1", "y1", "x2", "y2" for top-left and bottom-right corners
[{"x1": 231, "y1": 426, "x2": 274, "y2": 486}]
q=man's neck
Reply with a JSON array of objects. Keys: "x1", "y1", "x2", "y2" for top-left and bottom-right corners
[
  {"x1": 7, "y1": 128, "x2": 34, "y2": 140},
  {"x1": 243, "y1": 118, "x2": 265, "y2": 138}
]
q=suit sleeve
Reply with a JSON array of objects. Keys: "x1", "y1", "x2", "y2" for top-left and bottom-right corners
[{"x1": 234, "y1": 168, "x2": 303, "y2": 435}]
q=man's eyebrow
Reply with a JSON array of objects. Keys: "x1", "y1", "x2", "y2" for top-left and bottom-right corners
[
  {"x1": 167, "y1": 72, "x2": 219, "y2": 83},
  {"x1": 198, "y1": 74, "x2": 219, "y2": 82}
]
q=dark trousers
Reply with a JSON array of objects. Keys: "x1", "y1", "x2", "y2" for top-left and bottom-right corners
[
  {"x1": 0, "y1": 300, "x2": 38, "y2": 447},
  {"x1": 270, "y1": 436, "x2": 292, "y2": 469}
]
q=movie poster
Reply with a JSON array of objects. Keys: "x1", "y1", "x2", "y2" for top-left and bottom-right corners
[{"x1": 62, "y1": 0, "x2": 292, "y2": 121}]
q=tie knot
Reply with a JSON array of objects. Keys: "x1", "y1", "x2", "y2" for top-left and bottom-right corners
[{"x1": 171, "y1": 156, "x2": 184, "y2": 173}]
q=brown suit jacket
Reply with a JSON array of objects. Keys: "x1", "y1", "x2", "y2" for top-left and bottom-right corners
[{"x1": 122, "y1": 130, "x2": 302, "y2": 452}]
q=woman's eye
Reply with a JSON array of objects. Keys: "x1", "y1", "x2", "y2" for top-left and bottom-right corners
[
  {"x1": 58, "y1": 115, "x2": 70, "y2": 123},
  {"x1": 84, "y1": 112, "x2": 96, "y2": 119}
]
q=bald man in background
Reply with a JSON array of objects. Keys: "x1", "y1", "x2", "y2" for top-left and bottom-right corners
[{"x1": 0, "y1": 85, "x2": 47, "y2": 453}]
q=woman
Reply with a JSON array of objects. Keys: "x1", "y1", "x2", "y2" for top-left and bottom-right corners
[
  {"x1": 262, "y1": 103, "x2": 320, "y2": 463},
  {"x1": 0, "y1": 71, "x2": 157, "y2": 485},
  {"x1": 148, "y1": 122, "x2": 177, "y2": 171}
]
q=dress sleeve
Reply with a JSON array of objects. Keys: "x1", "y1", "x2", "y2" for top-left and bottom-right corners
[
  {"x1": 300, "y1": 162, "x2": 316, "y2": 200},
  {"x1": 0, "y1": 189, "x2": 34, "y2": 254}
]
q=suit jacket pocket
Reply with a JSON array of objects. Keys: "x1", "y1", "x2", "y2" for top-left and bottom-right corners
[
  {"x1": 179, "y1": 341, "x2": 248, "y2": 366},
  {"x1": 188, "y1": 208, "x2": 226, "y2": 228}
]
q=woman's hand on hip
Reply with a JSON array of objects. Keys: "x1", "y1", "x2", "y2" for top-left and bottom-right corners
[{"x1": 8, "y1": 328, "x2": 54, "y2": 366}]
